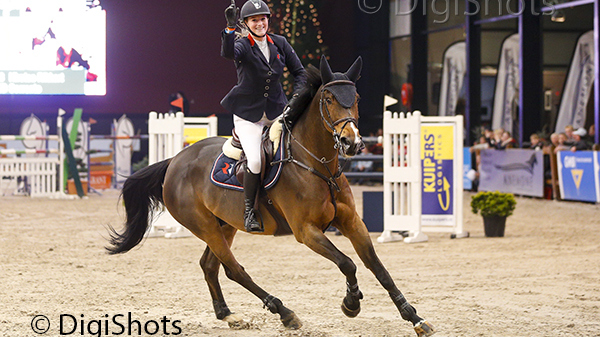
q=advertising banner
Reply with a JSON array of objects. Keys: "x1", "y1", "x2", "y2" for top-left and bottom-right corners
[
  {"x1": 492, "y1": 33, "x2": 520, "y2": 137},
  {"x1": 597, "y1": 152, "x2": 600, "y2": 203},
  {"x1": 557, "y1": 151, "x2": 597, "y2": 203},
  {"x1": 463, "y1": 148, "x2": 472, "y2": 190},
  {"x1": 478, "y1": 149, "x2": 544, "y2": 197},
  {"x1": 421, "y1": 124, "x2": 455, "y2": 227},
  {"x1": 438, "y1": 41, "x2": 466, "y2": 116},
  {"x1": 555, "y1": 31, "x2": 594, "y2": 133}
]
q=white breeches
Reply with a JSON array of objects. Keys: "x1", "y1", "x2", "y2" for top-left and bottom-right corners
[{"x1": 233, "y1": 113, "x2": 275, "y2": 174}]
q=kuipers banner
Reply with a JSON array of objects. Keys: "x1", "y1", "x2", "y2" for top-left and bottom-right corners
[
  {"x1": 478, "y1": 149, "x2": 544, "y2": 197},
  {"x1": 421, "y1": 124, "x2": 456, "y2": 227}
]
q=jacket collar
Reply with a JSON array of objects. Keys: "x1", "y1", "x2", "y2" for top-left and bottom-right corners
[{"x1": 248, "y1": 33, "x2": 274, "y2": 47}]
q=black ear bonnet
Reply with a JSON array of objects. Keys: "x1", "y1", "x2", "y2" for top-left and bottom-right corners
[{"x1": 319, "y1": 56, "x2": 362, "y2": 108}]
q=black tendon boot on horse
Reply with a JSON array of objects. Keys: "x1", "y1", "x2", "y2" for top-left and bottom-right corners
[{"x1": 243, "y1": 168, "x2": 263, "y2": 233}]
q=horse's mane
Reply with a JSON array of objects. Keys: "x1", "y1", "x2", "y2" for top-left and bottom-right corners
[{"x1": 286, "y1": 64, "x2": 322, "y2": 127}]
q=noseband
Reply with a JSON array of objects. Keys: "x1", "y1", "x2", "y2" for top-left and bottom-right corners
[{"x1": 319, "y1": 80, "x2": 359, "y2": 153}]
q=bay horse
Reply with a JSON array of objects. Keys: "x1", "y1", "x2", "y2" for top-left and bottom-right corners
[{"x1": 106, "y1": 56, "x2": 435, "y2": 337}]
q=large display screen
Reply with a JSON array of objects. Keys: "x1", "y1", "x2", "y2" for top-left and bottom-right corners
[{"x1": 0, "y1": 1, "x2": 105, "y2": 95}]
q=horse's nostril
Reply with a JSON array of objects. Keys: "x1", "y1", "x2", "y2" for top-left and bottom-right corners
[{"x1": 340, "y1": 137, "x2": 352, "y2": 146}]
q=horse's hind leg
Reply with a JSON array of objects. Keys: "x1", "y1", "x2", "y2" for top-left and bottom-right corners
[
  {"x1": 198, "y1": 222, "x2": 301, "y2": 329},
  {"x1": 199, "y1": 224, "x2": 248, "y2": 328}
]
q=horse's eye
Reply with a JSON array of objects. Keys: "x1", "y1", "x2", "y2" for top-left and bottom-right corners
[{"x1": 326, "y1": 97, "x2": 333, "y2": 104}]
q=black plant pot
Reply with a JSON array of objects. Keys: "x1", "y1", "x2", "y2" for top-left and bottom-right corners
[{"x1": 483, "y1": 215, "x2": 506, "y2": 237}]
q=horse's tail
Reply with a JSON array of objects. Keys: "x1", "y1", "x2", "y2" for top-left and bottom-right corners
[{"x1": 106, "y1": 159, "x2": 171, "y2": 255}]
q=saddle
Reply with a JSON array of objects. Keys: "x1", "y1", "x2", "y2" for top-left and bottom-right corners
[{"x1": 222, "y1": 119, "x2": 283, "y2": 184}]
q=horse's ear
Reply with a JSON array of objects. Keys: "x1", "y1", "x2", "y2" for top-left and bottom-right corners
[
  {"x1": 345, "y1": 56, "x2": 362, "y2": 83},
  {"x1": 320, "y1": 55, "x2": 334, "y2": 84}
]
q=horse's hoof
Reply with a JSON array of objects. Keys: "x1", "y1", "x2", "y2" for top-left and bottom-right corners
[
  {"x1": 223, "y1": 314, "x2": 250, "y2": 329},
  {"x1": 414, "y1": 320, "x2": 436, "y2": 337},
  {"x1": 281, "y1": 312, "x2": 302, "y2": 329},
  {"x1": 341, "y1": 301, "x2": 361, "y2": 318}
]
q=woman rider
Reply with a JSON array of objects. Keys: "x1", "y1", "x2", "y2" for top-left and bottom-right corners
[{"x1": 221, "y1": 0, "x2": 307, "y2": 233}]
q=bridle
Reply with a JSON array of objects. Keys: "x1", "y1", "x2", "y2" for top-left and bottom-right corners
[
  {"x1": 279, "y1": 79, "x2": 360, "y2": 179},
  {"x1": 318, "y1": 80, "x2": 360, "y2": 156}
]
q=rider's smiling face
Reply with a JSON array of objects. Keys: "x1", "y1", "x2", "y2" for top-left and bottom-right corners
[{"x1": 246, "y1": 14, "x2": 269, "y2": 39}]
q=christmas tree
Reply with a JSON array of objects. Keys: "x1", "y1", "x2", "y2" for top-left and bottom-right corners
[{"x1": 268, "y1": 0, "x2": 327, "y2": 95}]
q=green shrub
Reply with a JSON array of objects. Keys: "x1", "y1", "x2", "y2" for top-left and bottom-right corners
[{"x1": 470, "y1": 191, "x2": 517, "y2": 217}]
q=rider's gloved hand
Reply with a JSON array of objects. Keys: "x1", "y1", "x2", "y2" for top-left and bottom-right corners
[{"x1": 225, "y1": 0, "x2": 239, "y2": 29}]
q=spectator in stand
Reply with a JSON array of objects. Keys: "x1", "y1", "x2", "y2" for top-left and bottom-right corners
[
  {"x1": 482, "y1": 128, "x2": 494, "y2": 147},
  {"x1": 570, "y1": 128, "x2": 590, "y2": 152},
  {"x1": 565, "y1": 125, "x2": 575, "y2": 143},
  {"x1": 585, "y1": 124, "x2": 596, "y2": 147},
  {"x1": 549, "y1": 133, "x2": 559, "y2": 147},
  {"x1": 496, "y1": 130, "x2": 516, "y2": 150},
  {"x1": 491, "y1": 128, "x2": 504, "y2": 148},
  {"x1": 543, "y1": 133, "x2": 559, "y2": 154},
  {"x1": 528, "y1": 133, "x2": 544, "y2": 151},
  {"x1": 368, "y1": 130, "x2": 383, "y2": 155},
  {"x1": 470, "y1": 129, "x2": 492, "y2": 153},
  {"x1": 554, "y1": 133, "x2": 571, "y2": 153}
]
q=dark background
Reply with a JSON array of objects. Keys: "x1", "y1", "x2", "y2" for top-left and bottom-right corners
[{"x1": 0, "y1": 0, "x2": 389, "y2": 137}]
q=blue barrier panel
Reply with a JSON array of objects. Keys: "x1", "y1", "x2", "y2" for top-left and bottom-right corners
[
  {"x1": 362, "y1": 191, "x2": 384, "y2": 232},
  {"x1": 463, "y1": 148, "x2": 472, "y2": 190},
  {"x1": 597, "y1": 152, "x2": 600, "y2": 202},
  {"x1": 558, "y1": 151, "x2": 598, "y2": 203}
]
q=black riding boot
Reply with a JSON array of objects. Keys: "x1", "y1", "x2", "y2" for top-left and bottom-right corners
[{"x1": 243, "y1": 169, "x2": 263, "y2": 233}]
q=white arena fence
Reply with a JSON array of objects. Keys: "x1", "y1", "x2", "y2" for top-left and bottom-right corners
[{"x1": 0, "y1": 157, "x2": 58, "y2": 197}]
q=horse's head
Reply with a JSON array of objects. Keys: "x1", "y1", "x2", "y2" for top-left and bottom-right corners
[{"x1": 319, "y1": 56, "x2": 364, "y2": 157}]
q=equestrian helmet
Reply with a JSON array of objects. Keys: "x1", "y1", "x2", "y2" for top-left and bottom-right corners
[{"x1": 240, "y1": 0, "x2": 271, "y2": 20}]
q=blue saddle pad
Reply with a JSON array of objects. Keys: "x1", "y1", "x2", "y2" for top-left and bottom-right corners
[{"x1": 210, "y1": 135, "x2": 285, "y2": 191}]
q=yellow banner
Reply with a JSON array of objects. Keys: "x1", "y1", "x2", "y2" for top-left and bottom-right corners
[{"x1": 421, "y1": 125, "x2": 454, "y2": 160}]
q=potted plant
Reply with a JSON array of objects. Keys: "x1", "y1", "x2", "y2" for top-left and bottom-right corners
[{"x1": 470, "y1": 191, "x2": 517, "y2": 237}]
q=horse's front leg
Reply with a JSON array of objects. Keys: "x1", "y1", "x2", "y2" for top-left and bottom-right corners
[
  {"x1": 335, "y1": 211, "x2": 436, "y2": 337},
  {"x1": 297, "y1": 224, "x2": 364, "y2": 317}
]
